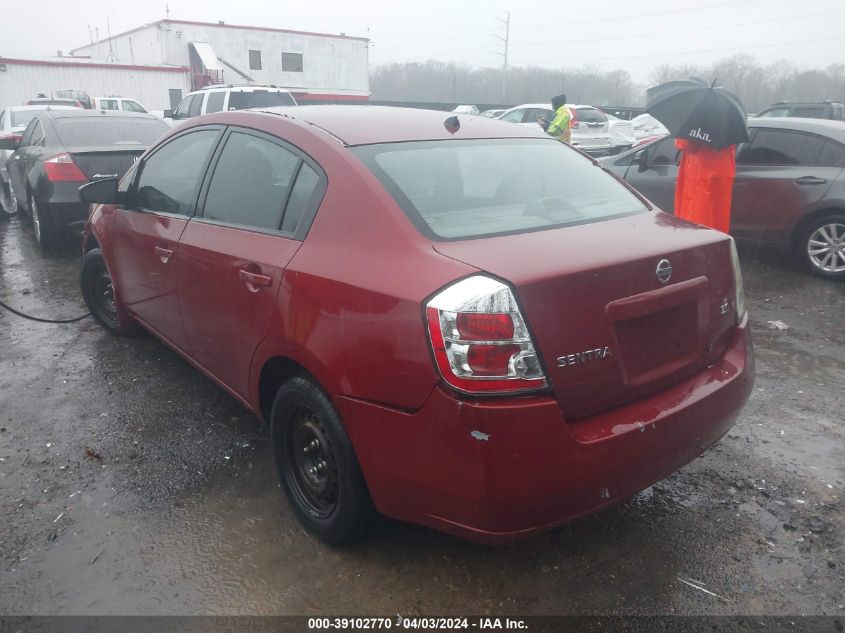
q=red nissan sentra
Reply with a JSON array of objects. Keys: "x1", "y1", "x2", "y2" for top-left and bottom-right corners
[{"x1": 79, "y1": 106, "x2": 754, "y2": 544}]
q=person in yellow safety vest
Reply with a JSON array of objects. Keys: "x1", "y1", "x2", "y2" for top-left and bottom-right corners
[{"x1": 538, "y1": 94, "x2": 575, "y2": 144}]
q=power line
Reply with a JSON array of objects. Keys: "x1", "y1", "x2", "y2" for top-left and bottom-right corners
[
  {"x1": 511, "y1": 8, "x2": 845, "y2": 48},
  {"x1": 375, "y1": 45, "x2": 496, "y2": 65},
  {"x1": 512, "y1": 0, "x2": 762, "y2": 31},
  {"x1": 515, "y1": 34, "x2": 845, "y2": 66},
  {"x1": 375, "y1": 29, "x2": 496, "y2": 52}
]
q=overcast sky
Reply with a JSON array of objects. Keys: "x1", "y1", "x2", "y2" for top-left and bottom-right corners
[{"x1": 3, "y1": 0, "x2": 843, "y2": 83}]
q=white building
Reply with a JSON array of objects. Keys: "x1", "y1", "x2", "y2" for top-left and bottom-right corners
[
  {"x1": 0, "y1": 57, "x2": 190, "y2": 111},
  {"x1": 70, "y1": 19, "x2": 370, "y2": 104}
]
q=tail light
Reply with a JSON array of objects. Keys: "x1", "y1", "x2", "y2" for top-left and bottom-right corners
[
  {"x1": 0, "y1": 133, "x2": 22, "y2": 143},
  {"x1": 728, "y1": 238, "x2": 746, "y2": 323},
  {"x1": 425, "y1": 275, "x2": 547, "y2": 394},
  {"x1": 44, "y1": 153, "x2": 87, "y2": 182}
]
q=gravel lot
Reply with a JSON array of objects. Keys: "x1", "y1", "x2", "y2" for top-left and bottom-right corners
[{"x1": 0, "y1": 214, "x2": 843, "y2": 616}]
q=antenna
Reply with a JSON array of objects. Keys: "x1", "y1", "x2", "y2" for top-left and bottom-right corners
[
  {"x1": 166, "y1": 4, "x2": 170, "y2": 19},
  {"x1": 106, "y1": 18, "x2": 116, "y2": 62},
  {"x1": 494, "y1": 11, "x2": 510, "y2": 101}
]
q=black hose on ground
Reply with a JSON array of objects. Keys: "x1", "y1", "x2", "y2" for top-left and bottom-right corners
[{"x1": 0, "y1": 298, "x2": 90, "y2": 324}]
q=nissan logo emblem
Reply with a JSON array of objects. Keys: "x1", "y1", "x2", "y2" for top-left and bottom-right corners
[{"x1": 656, "y1": 259, "x2": 672, "y2": 284}]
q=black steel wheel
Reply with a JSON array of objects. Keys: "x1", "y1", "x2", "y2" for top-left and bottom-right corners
[
  {"x1": 80, "y1": 248, "x2": 139, "y2": 336},
  {"x1": 271, "y1": 376, "x2": 375, "y2": 543}
]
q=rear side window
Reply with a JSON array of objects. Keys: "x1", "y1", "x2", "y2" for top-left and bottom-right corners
[
  {"x1": 743, "y1": 129, "x2": 825, "y2": 165},
  {"x1": 792, "y1": 107, "x2": 822, "y2": 118},
  {"x1": 206, "y1": 92, "x2": 226, "y2": 113},
  {"x1": 354, "y1": 138, "x2": 648, "y2": 240},
  {"x1": 817, "y1": 141, "x2": 845, "y2": 167},
  {"x1": 282, "y1": 163, "x2": 321, "y2": 234},
  {"x1": 499, "y1": 109, "x2": 526, "y2": 124},
  {"x1": 52, "y1": 118, "x2": 168, "y2": 146},
  {"x1": 135, "y1": 129, "x2": 220, "y2": 214},
  {"x1": 227, "y1": 90, "x2": 296, "y2": 110},
  {"x1": 202, "y1": 131, "x2": 299, "y2": 231}
]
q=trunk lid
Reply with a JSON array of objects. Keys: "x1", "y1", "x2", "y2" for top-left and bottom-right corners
[
  {"x1": 433, "y1": 212, "x2": 738, "y2": 419},
  {"x1": 67, "y1": 146, "x2": 145, "y2": 180}
]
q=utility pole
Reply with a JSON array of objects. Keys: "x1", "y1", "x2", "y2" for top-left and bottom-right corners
[{"x1": 494, "y1": 12, "x2": 510, "y2": 103}]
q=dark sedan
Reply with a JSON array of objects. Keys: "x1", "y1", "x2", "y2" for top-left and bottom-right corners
[
  {"x1": 0, "y1": 110, "x2": 168, "y2": 251},
  {"x1": 600, "y1": 117, "x2": 845, "y2": 280}
]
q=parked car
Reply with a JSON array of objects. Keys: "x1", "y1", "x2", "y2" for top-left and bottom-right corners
[
  {"x1": 606, "y1": 113, "x2": 636, "y2": 154},
  {"x1": 480, "y1": 109, "x2": 506, "y2": 118},
  {"x1": 600, "y1": 117, "x2": 845, "y2": 279},
  {"x1": 757, "y1": 100, "x2": 843, "y2": 121},
  {"x1": 497, "y1": 103, "x2": 613, "y2": 154},
  {"x1": 79, "y1": 106, "x2": 752, "y2": 544},
  {"x1": 0, "y1": 105, "x2": 80, "y2": 214},
  {"x1": 0, "y1": 110, "x2": 168, "y2": 250},
  {"x1": 166, "y1": 85, "x2": 297, "y2": 122},
  {"x1": 630, "y1": 113, "x2": 669, "y2": 140},
  {"x1": 452, "y1": 105, "x2": 479, "y2": 115},
  {"x1": 92, "y1": 97, "x2": 150, "y2": 113}
]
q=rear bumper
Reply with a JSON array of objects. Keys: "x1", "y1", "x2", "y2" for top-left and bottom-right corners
[
  {"x1": 40, "y1": 201, "x2": 88, "y2": 234},
  {"x1": 339, "y1": 316, "x2": 753, "y2": 543}
]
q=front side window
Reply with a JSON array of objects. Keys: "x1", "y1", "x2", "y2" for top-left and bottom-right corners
[
  {"x1": 122, "y1": 100, "x2": 147, "y2": 113},
  {"x1": 282, "y1": 52, "x2": 303, "y2": 72},
  {"x1": 202, "y1": 131, "x2": 299, "y2": 231},
  {"x1": 817, "y1": 141, "x2": 845, "y2": 167},
  {"x1": 19, "y1": 119, "x2": 38, "y2": 146},
  {"x1": 759, "y1": 107, "x2": 789, "y2": 118},
  {"x1": 173, "y1": 95, "x2": 196, "y2": 118},
  {"x1": 354, "y1": 138, "x2": 648, "y2": 240},
  {"x1": 30, "y1": 121, "x2": 46, "y2": 146},
  {"x1": 743, "y1": 129, "x2": 825, "y2": 165},
  {"x1": 649, "y1": 136, "x2": 680, "y2": 164},
  {"x1": 249, "y1": 50, "x2": 262, "y2": 70},
  {"x1": 134, "y1": 129, "x2": 219, "y2": 215}
]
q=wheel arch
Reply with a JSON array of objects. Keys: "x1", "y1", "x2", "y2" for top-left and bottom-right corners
[{"x1": 791, "y1": 206, "x2": 845, "y2": 251}]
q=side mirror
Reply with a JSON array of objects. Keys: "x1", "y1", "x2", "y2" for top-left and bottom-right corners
[
  {"x1": 79, "y1": 178, "x2": 120, "y2": 205},
  {"x1": 0, "y1": 135, "x2": 21, "y2": 151},
  {"x1": 163, "y1": 109, "x2": 173, "y2": 119},
  {"x1": 634, "y1": 148, "x2": 650, "y2": 172}
]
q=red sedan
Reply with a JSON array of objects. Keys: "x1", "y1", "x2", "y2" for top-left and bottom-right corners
[{"x1": 79, "y1": 106, "x2": 754, "y2": 544}]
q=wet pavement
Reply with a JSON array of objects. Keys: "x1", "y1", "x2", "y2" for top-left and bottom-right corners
[{"x1": 0, "y1": 214, "x2": 843, "y2": 616}]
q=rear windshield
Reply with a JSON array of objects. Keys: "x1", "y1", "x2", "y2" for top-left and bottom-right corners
[
  {"x1": 574, "y1": 108, "x2": 608, "y2": 123},
  {"x1": 53, "y1": 117, "x2": 168, "y2": 147},
  {"x1": 353, "y1": 138, "x2": 647, "y2": 240},
  {"x1": 227, "y1": 90, "x2": 296, "y2": 110}
]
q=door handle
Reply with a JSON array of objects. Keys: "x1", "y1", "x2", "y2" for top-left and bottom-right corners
[
  {"x1": 795, "y1": 176, "x2": 827, "y2": 185},
  {"x1": 154, "y1": 246, "x2": 174, "y2": 263},
  {"x1": 239, "y1": 268, "x2": 272, "y2": 292}
]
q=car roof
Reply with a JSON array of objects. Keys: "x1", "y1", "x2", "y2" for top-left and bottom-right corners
[
  {"x1": 35, "y1": 109, "x2": 158, "y2": 120},
  {"x1": 7, "y1": 105, "x2": 80, "y2": 112},
  {"x1": 748, "y1": 116, "x2": 845, "y2": 141},
  {"x1": 193, "y1": 85, "x2": 292, "y2": 94},
  {"x1": 254, "y1": 105, "x2": 549, "y2": 145}
]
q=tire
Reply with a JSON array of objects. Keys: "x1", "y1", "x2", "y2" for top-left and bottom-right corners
[
  {"x1": 270, "y1": 376, "x2": 375, "y2": 544},
  {"x1": 30, "y1": 198, "x2": 54, "y2": 252},
  {"x1": 5, "y1": 179, "x2": 19, "y2": 215},
  {"x1": 80, "y1": 248, "x2": 141, "y2": 336},
  {"x1": 800, "y1": 214, "x2": 845, "y2": 281},
  {"x1": 0, "y1": 181, "x2": 13, "y2": 218}
]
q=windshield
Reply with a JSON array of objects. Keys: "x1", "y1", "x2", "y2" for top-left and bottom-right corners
[
  {"x1": 353, "y1": 138, "x2": 647, "y2": 240},
  {"x1": 53, "y1": 117, "x2": 169, "y2": 147},
  {"x1": 227, "y1": 90, "x2": 296, "y2": 109}
]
